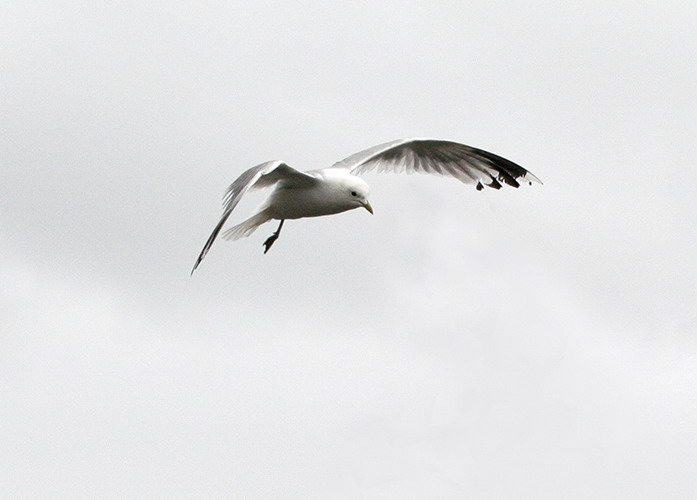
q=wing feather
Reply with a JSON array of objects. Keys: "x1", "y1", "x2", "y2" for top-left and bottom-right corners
[
  {"x1": 332, "y1": 138, "x2": 541, "y2": 189},
  {"x1": 192, "y1": 161, "x2": 316, "y2": 274}
]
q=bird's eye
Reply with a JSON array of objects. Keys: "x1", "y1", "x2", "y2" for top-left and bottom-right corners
[{"x1": 351, "y1": 191, "x2": 357, "y2": 196}]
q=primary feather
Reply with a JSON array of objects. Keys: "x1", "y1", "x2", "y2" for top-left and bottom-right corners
[{"x1": 332, "y1": 138, "x2": 541, "y2": 190}]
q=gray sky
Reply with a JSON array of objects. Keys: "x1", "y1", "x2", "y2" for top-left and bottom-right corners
[{"x1": 2, "y1": 1, "x2": 697, "y2": 498}]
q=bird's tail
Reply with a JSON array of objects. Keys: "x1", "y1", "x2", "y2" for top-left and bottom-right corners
[{"x1": 222, "y1": 210, "x2": 272, "y2": 241}]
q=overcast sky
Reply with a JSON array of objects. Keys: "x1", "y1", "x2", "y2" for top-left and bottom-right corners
[{"x1": 2, "y1": 1, "x2": 697, "y2": 498}]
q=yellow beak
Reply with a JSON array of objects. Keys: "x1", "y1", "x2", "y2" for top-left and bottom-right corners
[{"x1": 363, "y1": 201, "x2": 374, "y2": 215}]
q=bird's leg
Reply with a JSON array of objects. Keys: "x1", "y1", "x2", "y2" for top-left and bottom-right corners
[{"x1": 263, "y1": 219, "x2": 285, "y2": 254}]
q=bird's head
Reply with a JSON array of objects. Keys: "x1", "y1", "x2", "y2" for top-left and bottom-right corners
[{"x1": 342, "y1": 176, "x2": 373, "y2": 214}]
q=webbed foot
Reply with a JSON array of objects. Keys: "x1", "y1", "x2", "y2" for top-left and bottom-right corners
[
  {"x1": 262, "y1": 219, "x2": 285, "y2": 254},
  {"x1": 263, "y1": 232, "x2": 280, "y2": 254}
]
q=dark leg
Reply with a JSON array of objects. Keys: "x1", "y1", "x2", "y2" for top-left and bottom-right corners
[{"x1": 263, "y1": 219, "x2": 285, "y2": 254}]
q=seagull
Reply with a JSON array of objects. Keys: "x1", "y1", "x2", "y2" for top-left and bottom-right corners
[{"x1": 191, "y1": 138, "x2": 541, "y2": 274}]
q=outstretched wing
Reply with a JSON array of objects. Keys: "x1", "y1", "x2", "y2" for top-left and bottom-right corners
[
  {"x1": 332, "y1": 138, "x2": 541, "y2": 190},
  {"x1": 191, "y1": 161, "x2": 316, "y2": 274}
]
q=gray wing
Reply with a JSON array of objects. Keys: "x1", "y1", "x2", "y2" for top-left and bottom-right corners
[
  {"x1": 191, "y1": 161, "x2": 316, "y2": 274},
  {"x1": 332, "y1": 138, "x2": 541, "y2": 190}
]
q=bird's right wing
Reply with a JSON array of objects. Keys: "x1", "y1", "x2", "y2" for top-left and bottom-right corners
[
  {"x1": 191, "y1": 161, "x2": 316, "y2": 274},
  {"x1": 332, "y1": 138, "x2": 541, "y2": 190}
]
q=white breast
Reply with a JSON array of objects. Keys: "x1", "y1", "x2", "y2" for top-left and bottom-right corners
[{"x1": 267, "y1": 178, "x2": 354, "y2": 220}]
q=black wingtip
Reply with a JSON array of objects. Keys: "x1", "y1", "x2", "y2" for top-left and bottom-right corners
[
  {"x1": 191, "y1": 247, "x2": 208, "y2": 276},
  {"x1": 191, "y1": 254, "x2": 204, "y2": 276},
  {"x1": 191, "y1": 209, "x2": 234, "y2": 276}
]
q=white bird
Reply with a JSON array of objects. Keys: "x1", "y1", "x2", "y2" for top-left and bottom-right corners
[{"x1": 191, "y1": 138, "x2": 541, "y2": 274}]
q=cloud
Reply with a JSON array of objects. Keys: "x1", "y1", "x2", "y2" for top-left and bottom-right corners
[{"x1": 2, "y1": 1, "x2": 697, "y2": 497}]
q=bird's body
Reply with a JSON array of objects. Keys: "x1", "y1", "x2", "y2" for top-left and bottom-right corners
[
  {"x1": 192, "y1": 138, "x2": 541, "y2": 273},
  {"x1": 265, "y1": 169, "x2": 371, "y2": 220}
]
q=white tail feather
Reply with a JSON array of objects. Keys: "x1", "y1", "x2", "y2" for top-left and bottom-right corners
[{"x1": 222, "y1": 211, "x2": 271, "y2": 241}]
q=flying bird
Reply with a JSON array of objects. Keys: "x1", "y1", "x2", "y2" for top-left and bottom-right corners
[{"x1": 191, "y1": 138, "x2": 541, "y2": 274}]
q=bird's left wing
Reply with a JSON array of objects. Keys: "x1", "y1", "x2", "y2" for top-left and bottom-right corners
[
  {"x1": 332, "y1": 138, "x2": 541, "y2": 190},
  {"x1": 192, "y1": 161, "x2": 316, "y2": 274}
]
